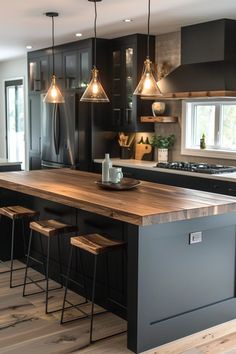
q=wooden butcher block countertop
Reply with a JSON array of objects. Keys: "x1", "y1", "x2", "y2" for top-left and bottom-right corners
[{"x1": 0, "y1": 168, "x2": 236, "y2": 226}]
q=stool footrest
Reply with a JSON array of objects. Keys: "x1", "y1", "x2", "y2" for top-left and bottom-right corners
[{"x1": 61, "y1": 298, "x2": 107, "y2": 325}]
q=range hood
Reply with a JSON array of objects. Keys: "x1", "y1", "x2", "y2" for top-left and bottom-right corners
[{"x1": 157, "y1": 19, "x2": 236, "y2": 98}]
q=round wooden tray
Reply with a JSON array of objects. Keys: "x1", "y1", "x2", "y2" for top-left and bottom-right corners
[{"x1": 96, "y1": 178, "x2": 141, "y2": 190}]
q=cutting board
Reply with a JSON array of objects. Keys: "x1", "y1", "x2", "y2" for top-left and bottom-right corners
[{"x1": 135, "y1": 143, "x2": 152, "y2": 160}]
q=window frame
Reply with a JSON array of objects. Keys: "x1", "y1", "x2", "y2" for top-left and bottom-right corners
[{"x1": 181, "y1": 99, "x2": 236, "y2": 160}]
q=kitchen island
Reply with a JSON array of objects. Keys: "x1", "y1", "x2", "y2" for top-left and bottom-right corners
[{"x1": 0, "y1": 168, "x2": 236, "y2": 353}]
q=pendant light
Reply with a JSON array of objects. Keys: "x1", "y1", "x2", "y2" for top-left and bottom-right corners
[
  {"x1": 44, "y1": 12, "x2": 65, "y2": 104},
  {"x1": 133, "y1": 0, "x2": 161, "y2": 96},
  {"x1": 80, "y1": 0, "x2": 109, "y2": 103}
]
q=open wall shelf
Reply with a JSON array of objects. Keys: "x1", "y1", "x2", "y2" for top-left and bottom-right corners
[{"x1": 140, "y1": 116, "x2": 178, "y2": 123}]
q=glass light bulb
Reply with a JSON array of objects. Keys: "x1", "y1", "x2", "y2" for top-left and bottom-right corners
[
  {"x1": 92, "y1": 81, "x2": 99, "y2": 95},
  {"x1": 143, "y1": 74, "x2": 152, "y2": 90},
  {"x1": 80, "y1": 67, "x2": 109, "y2": 103},
  {"x1": 43, "y1": 75, "x2": 65, "y2": 104},
  {"x1": 51, "y1": 86, "x2": 58, "y2": 98},
  {"x1": 134, "y1": 58, "x2": 161, "y2": 96}
]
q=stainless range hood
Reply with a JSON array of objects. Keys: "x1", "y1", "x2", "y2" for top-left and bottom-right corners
[{"x1": 157, "y1": 19, "x2": 236, "y2": 98}]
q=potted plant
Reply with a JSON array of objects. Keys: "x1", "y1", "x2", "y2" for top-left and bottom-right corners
[{"x1": 150, "y1": 134, "x2": 175, "y2": 162}]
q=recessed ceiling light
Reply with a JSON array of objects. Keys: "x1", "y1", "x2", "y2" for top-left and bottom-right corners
[
  {"x1": 123, "y1": 19, "x2": 133, "y2": 23},
  {"x1": 75, "y1": 33, "x2": 82, "y2": 37},
  {"x1": 26, "y1": 45, "x2": 32, "y2": 49}
]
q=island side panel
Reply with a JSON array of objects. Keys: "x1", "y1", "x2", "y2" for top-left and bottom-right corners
[{"x1": 131, "y1": 212, "x2": 236, "y2": 353}]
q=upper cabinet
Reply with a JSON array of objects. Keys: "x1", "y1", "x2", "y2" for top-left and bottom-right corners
[
  {"x1": 28, "y1": 39, "x2": 94, "y2": 94},
  {"x1": 28, "y1": 52, "x2": 50, "y2": 93},
  {"x1": 110, "y1": 34, "x2": 155, "y2": 132},
  {"x1": 63, "y1": 44, "x2": 92, "y2": 90}
]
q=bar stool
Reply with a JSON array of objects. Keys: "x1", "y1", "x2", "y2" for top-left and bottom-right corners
[
  {"x1": 0, "y1": 205, "x2": 39, "y2": 288},
  {"x1": 23, "y1": 219, "x2": 77, "y2": 314},
  {"x1": 61, "y1": 233, "x2": 126, "y2": 344}
]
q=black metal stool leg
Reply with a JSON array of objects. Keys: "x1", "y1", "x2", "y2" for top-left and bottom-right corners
[
  {"x1": 79, "y1": 248, "x2": 88, "y2": 303},
  {"x1": 45, "y1": 236, "x2": 51, "y2": 314},
  {"x1": 60, "y1": 246, "x2": 73, "y2": 324},
  {"x1": 57, "y1": 234, "x2": 63, "y2": 287},
  {"x1": 9, "y1": 219, "x2": 16, "y2": 288},
  {"x1": 39, "y1": 234, "x2": 46, "y2": 276},
  {"x1": 90, "y1": 255, "x2": 98, "y2": 344},
  {"x1": 21, "y1": 218, "x2": 26, "y2": 257},
  {"x1": 23, "y1": 229, "x2": 33, "y2": 296}
]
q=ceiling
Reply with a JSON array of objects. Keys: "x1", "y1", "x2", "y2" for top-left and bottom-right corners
[{"x1": 1, "y1": 0, "x2": 236, "y2": 62}]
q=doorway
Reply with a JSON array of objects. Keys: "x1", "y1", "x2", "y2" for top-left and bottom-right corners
[{"x1": 5, "y1": 79, "x2": 25, "y2": 169}]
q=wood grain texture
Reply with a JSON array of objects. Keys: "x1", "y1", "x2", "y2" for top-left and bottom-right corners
[
  {"x1": 140, "y1": 116, "x2": 178, "y2": 123},
  {"x1": 0, "y1": 205, "x2": 39, "y2": 220},
  {"x1": 135, "y1": 143, "x2": 152, "y2": 160},
  {"x1": 0, "y1": 169, "x2": 236, "y2": 226},
  {"x1": 71, "y1": 234, "x2": 126, "y2": 255},
  {"x1": 1, "y1": 261, "x2": 236, "y2": 353},
  {"x1": 30, "y1": 219, "x2": 77, "y2": 237}
]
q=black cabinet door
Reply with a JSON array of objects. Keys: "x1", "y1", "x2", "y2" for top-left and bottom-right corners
[
  {"x1": 111, "y1": 34, "x2": 155, "y2": 132},
  {"x1": 63, "y1": 51, "x2": 78, "y2": 89},
  {"x1": 29, "y1": 94, "x2": 42, "y2": 170},
  {"x1": 28, "y1": 55, "x2": 49, "y2": 93},
  {"x1": 63, "y1": 46, "x2": 92, "y2": 90}
]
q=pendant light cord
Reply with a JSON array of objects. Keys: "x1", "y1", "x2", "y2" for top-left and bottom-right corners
[
  {"x1": 94, "y1": 0, "x2": 97, "y2": 68},
  {"x1": 52, "y1": 15, "x2": 55, "y2": 75},
  {"x1": 147, "y1": 0, "x2": 150, "y2": 59}
]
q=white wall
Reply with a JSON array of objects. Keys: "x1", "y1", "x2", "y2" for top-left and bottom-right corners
[{"x1": 0, "y1": 56, "x2": 28, "y2": 165}]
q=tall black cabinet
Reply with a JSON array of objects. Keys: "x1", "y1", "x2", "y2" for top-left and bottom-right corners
[
  {"x1": 111, "y1": 34, "x2": 155, "y2": 132},
  {"x1": 28, "y1": 38, "x2": 110, "y2": 170}
]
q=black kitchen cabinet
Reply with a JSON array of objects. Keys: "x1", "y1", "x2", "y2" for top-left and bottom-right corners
[
  {"x1": 28, "y1": 94, "x2": 42, "y2": 170},
  {"x1": 28, "y1": 51, "x2": 50, "y2": 93},
  {"x1": 63, "y1": 47, "x2": 92, "y2": 90},
  {"x1": 110, "y1": 34, "x2": 155, "y2": 132}
]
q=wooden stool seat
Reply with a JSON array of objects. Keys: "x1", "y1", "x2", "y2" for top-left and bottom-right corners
[
  {"x1": 0, "y1": 205, "x2": 39, "y2": 220},
  {"x1": 30, "y1": 219, "x2": 77, "y2": 237},
  {"x1": 70, "y1": 234, "x2": 125, "y2": 255}
]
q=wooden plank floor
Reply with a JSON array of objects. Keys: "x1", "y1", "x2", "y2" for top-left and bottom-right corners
[{"x1": 1, "y1": 261, "x2": 236, "y2": 354}]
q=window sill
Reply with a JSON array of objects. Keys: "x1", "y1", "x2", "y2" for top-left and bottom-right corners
[{"x1": 181, "y1": 147, "x2": 236, "y2": 160}]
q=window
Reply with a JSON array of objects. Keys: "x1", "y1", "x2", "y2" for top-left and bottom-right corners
[
  {"x1": 182, "y1": 100, "x2": 236, "y2": 159},
  {"x1": 5, "y1": 79, "x2": 25, "y2": 169}
]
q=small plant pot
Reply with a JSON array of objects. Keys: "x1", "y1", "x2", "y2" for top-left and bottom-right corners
[{"x1": 157, "y1": 148, "x2": 168, "y2": 163}]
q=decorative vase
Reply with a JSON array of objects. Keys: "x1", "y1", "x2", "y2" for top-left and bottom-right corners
[
  {"x1": 152, "y1": 102, "x2": 166, "y2": 116},
  {"x1": 157, "y1": 148, "x2": 168, "y2": 163}
]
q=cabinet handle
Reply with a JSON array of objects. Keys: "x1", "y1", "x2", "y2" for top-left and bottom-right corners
[
  {"x1": 38, "y1": 137, "x2": 41, "y2": 155},
  {"x1": 34, "y1": 79, "x2": 41, "y2": 91}
]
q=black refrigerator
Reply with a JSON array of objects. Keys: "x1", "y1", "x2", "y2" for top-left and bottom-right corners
[{"x1": 41, "y1": 91, "x2": 90, "y2": 170}]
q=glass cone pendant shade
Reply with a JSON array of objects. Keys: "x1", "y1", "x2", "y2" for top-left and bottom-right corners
[
  {"x1": 133, "y1": 58, "x2": 161, "y2": 96},
  {"x1": 43, "y1": 75, "x2": 65, "y2": 104},
  {"x1": 80, "y1": 67, "x2": 109, "y2": 103}
]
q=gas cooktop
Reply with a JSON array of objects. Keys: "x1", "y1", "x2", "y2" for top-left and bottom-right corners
[{"x1": 155, "y1": 162, "x2": 236, "y2": 174}]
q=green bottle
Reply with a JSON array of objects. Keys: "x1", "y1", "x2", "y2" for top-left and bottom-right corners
[{"x1": 200, "y1": 133, "x2": 206, "y2": 149}]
